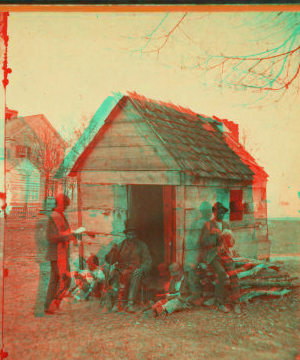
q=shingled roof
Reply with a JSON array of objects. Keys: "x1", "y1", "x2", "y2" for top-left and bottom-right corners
[{"x1": 55, "y1": 92, "x2": 268, "y2": 181}]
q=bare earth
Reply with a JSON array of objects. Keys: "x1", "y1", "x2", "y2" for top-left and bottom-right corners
[{"x1": 3, "y1": 223, "x2": 300, "y2": 360}]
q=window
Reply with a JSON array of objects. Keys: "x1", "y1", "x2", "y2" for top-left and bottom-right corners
[
  {"x1": 29, "y1": 185, "x2": 39, "y2": 200},
  {"x1": 230, "y1": 190, "x2": 243, "y2": 221}
]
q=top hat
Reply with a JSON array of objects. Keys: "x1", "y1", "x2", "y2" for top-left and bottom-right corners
[{"x1": 123, "y1": 227, "x2": 140, "y2": 235}]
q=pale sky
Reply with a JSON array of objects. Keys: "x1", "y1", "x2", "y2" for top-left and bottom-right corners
[{"x1": 6, "y1": 11, "x2": 300, "y2": 218}]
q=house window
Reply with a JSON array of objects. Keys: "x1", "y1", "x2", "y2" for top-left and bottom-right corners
[
  {"x1": 16, "y1": 145, "x2": 28, "y2": 158},
  {"x1": 230, "y1": 190, "x2": 243, "y2": 221},
  {"x1": 29, "y1": 185, "x2": 39, "y2": 200}
]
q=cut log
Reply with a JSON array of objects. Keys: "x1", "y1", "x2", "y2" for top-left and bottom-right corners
[
  {"x1": 255, "y1": 275, "x2": 298, "y2": 282},
  {"x1": 233, "y1": 257, "x2": 284, "y2": 264},
  {"x1": 239, "y1": 288, "x2": 291, "y2": 303},
  {"x1": 256, "y1": 268, "x2": 279, "y2": 276},
  {"x1": 233, "y1": 257, "x2": 284, "y2": 268},
  {"x1": 227, "y1": 263, "x2": 253, "y2": 276},
  {"x1": 239, "y1": 278, "x2": 299, "y2": 287},
  {"x1": 236, "y1": 264, "x2": 270, "y2": 279}
]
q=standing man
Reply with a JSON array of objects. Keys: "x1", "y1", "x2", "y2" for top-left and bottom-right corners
[
  {"x1": 199, "y1": 202, "x2": 241, "y2": 313},
  {"x1": 47, "y1": 193, "x2": 78, "y2": 311},
  {"x1": 34, "y1": 196, "x2": 57, "y2": 317},
  {"x1": 105, "y1": 227, "x2": 152, "y2": 313},
  {"x1": 35, "y1": 194, "x2": 80, "y2": 315}
]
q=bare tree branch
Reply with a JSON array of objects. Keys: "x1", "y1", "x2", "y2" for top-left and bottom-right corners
[
  {"x1": 130, "y1": 12, "x2": 300, "y2": 99},
  {"x1": 132, "y1": 13, "x2": 188, "y2": 58}
]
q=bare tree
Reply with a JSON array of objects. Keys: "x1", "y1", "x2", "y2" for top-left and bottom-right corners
[
  {"x1": 129, "y1": 12, "x2": 300, "y2": 103},
  {"x1": 59, "y1": 115, "x2": 90, "y2": 152},
  {"x1": 58, "y1": 116, "x2": 90, "y2": 202},
  {"x1": 26, "y1": 129, "x2": 64, "y2": 199}
]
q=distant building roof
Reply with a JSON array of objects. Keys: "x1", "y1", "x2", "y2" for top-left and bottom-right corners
[
  {"x1": 55, "y1": 92, "x2": 268, "y2": 182},
  {"x1": 6, "y1": 114, "x2": 67, "y2": 149}
]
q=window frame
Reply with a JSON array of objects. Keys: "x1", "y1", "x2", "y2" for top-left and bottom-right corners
[{"x1": 229, "y1": 189, "x2": 244, "y2": 222}]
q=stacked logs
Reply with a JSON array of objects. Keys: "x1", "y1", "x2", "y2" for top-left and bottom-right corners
[{"x1": 197, "y1": 257, "x2": 299, "y2": 303}]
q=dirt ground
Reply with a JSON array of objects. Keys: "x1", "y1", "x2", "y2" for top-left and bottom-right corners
[{"x1": 2, "y1": 223, "x2": 300, "y2": 360}]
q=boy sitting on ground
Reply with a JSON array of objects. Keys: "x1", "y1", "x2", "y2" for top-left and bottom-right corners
[
  {"x1": 58, "y1": 254, "x2": 107, "y2": 307},
  {"x1": 143, "y1": 262, "x2": 202, "y2": 318}
]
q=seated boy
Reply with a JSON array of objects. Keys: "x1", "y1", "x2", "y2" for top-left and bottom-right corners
[
  {"x1": 143, "y1": 262, "x2": 202, "y2": 318},
  {"x1": 58, "y1": 254, "x2": 107, "y2": 307}
]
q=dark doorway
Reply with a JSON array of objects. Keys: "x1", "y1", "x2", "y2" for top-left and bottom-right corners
[{"x1": 128, "y1": 185, "x2": 165, "y2": 273}]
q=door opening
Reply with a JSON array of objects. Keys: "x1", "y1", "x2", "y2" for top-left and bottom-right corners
[{"x1": 128, "y1": 185, "x2": 166, "y2": 274}]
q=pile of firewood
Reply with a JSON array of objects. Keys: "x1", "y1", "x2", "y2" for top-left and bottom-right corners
[{"x1": 198, "y1": 257, "x2": 299, "y2": 303}]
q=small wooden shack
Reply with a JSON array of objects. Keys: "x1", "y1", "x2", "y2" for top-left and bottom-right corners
[{"x1": 55, "y1": 92, "x2": 269, "y2": 271}]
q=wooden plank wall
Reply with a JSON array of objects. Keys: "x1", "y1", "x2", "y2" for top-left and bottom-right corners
[{"x1": 73, "y1": 183, "x2": 128, "y2": 267}]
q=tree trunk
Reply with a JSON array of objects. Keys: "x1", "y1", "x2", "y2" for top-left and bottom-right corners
[{"x1": 44, "y1": 174, "x2": 49, "y2": 200}]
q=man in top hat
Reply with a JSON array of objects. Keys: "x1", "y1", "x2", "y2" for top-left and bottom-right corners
[
  {"x1": 199, "y1": 202, "x2": 241, "y2": 313},
  {"x1": 105, "y1": 226, "x2": 152, "y2": 313}
]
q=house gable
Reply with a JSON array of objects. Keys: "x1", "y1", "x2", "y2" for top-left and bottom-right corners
[{"x1": 75, "y1": 100, "x2": 179, "y2": 173}]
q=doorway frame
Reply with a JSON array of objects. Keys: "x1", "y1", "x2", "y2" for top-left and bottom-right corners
[{"x1": 127, "y1": 184, "x2": 175, "y2": 266}]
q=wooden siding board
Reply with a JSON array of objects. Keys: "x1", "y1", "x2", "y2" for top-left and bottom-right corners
[
  {"x1": 80, "y1": 184, "x2": 115, "y2": 209},
  {"x1": 80, "y1": 170, "x2": 181, "y2": 185},
  {"x1": 83, "y1": 157, "x2": 178, "y2": 171},
  {"x1": 84, "y1": 145, "x2": 173, "y2": 160},
  {"x1": 185, "y1": 186, "x2": 217, "y2": 209}
]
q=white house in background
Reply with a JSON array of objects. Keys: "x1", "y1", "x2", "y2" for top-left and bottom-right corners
[
  {"x1": 5, "y1": 108, "x2": 67, "y2": 212},
  {"x1": 6, "y1": 158, "x2": 40, "y2": 208}
]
